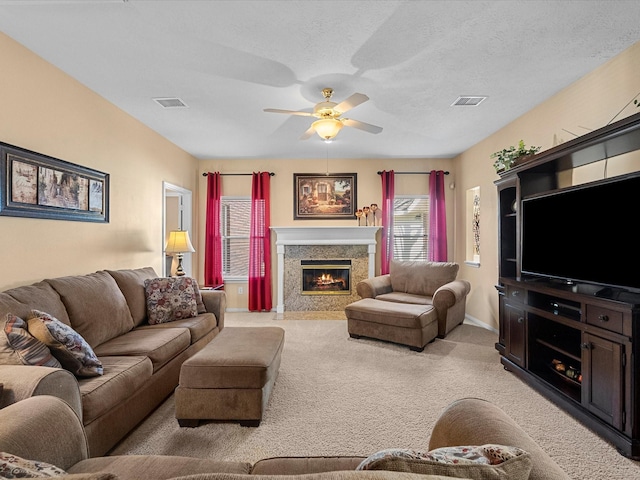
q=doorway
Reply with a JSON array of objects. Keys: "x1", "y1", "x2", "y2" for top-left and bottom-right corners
[{"x1": 163, "y1": 182, "x2": 193, "y2": 277}]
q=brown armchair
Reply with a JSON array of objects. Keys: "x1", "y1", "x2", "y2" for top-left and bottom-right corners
[{"x1": 356, "y1": 260, "x2": 471, "y2": 337}]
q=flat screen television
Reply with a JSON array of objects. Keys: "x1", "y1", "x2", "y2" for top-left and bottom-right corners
[{"x1": 521, "y1": 173, "x2": 640, "y2": 293}]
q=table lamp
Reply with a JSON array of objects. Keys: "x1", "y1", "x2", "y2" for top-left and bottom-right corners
[{"x1": 165, "y1": 230, "x2": 195, "y2": 276}]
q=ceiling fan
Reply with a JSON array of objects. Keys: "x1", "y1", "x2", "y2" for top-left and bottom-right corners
[{"x1": 264, "y1": 88, "x2": 383, "y2": 141}]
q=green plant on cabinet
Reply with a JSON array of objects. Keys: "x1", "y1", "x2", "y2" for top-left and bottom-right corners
[{"x1": 491, "y1": 140, "x2": 541, "y2": 173}]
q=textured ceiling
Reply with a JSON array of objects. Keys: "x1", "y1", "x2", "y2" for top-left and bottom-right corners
[{"x1": 0, "y1": 0, "x2": 639, "y2": 160}]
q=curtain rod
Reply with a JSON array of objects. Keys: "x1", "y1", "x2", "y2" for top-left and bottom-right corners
[
  {"x1": 202, "y1": 172, "x2": 275, "y2": 177},
  {"x1": 377, "y1": 170, "x2": 449, "y2": 175}
]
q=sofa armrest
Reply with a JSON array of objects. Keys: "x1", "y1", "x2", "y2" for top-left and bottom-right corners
[
  {"x1": 432, "y1": 280, "x2": 471, "y2": 337},
  {"x1": 0, "y1": 364, "x2": 82, "y2": 420},
  {"x1": 432, "y1": 279, "x2": 471, "y2": 310},
  {"x1": 429, "y1": 398, "x2": 569, "y2": 480},
  {"x1": 356, "y1": 275, "x2": 392, "y2": 299},
  {"x1": 0, "y1": 395, "x2": 89, "y2": 471},
  {"x1": 201, "y1": 290, "x2": 226, "y2": 330}
]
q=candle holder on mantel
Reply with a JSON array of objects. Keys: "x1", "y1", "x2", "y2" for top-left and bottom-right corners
[
  {"x1": 355, "y1": 209, "x2": 364, "y2": 226},
  {"x1": 362, "y1": 206, "x2": 370, "y2": 226},
  {"x1": 370, "y1": 204, "x2": 378, "y2": 226}
]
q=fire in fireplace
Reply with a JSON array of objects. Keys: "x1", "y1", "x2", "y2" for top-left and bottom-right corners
[{"x1": 301, "y1": 259, "x2": 351, "y2": 295}]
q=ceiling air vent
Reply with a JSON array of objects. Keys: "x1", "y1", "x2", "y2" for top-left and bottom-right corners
[
  {"x1": 451, "y1": 96, "x2": 487, "y2": 107},
  {"x1": 153, "y1": 97, "x2": 189, "y2": 108}
]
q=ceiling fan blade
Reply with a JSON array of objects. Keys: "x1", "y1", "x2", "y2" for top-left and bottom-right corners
[
  {"x1": 334, "y1": 93, "x2": 369, "y2": 114},
  {"x1": 300, "y1": 125, "x2": 316, "y2": 140},
  {"x1": 264, "y1": 108, "x2": 313, "y2": 117},
  {"x1": 342, "y1": 118, "x2": 383, "y2": 134}
]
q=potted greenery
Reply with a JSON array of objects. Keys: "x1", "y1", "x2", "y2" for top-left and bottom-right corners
[{"x1": 491, "y1": 140, "x2": 541, "y2": 173}]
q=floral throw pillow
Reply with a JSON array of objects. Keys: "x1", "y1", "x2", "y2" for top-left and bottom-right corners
[
  {"x1": 27, "y1": 310, "x2": 103, "y2": 377},
  {"x1": 356, "y1": 444, "x2": 531, "y2": 480},
  {"x1": 1, "y1": 314, "x2": 61, "y2": 368},
  {"x1": 0, "y1": 452, "x2": 66, "y2": 477},
  {"x1": 144, "y1": 277, "x2": 198, "y2": 325}
]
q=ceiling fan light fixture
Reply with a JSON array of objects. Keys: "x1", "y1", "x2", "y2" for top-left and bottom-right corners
[{"x1": 312, "y1": 118, "x2": 343, "y2": 140}]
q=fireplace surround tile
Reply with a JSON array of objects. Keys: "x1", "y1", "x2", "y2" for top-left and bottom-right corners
[{"x1": 284, "y1": 245, "x2": 367, "y2": 311}]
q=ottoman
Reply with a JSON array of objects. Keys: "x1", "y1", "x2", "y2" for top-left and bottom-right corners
[
  {"x1": 175, "y1": 326, "x2": 285, "y2": 427},
  {"x1": 345, "y1": 298, "x2": 438, "y2": 351}
]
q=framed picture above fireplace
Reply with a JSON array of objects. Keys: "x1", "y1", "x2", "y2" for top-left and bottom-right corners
[{"x1": 293, "y1": 173, "x2": 356, "y2": 220}]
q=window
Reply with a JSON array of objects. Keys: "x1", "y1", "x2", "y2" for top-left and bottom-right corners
[
  {"x1": 393, "y1": 195, "x2": 430, "y2": 261},
  {"x1": 221, "y1": 196, "x2": 250, "y2": 280}
]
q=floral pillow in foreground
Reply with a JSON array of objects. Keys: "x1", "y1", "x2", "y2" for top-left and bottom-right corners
[
  {"x1": 0, "y1": 452, "x2": 66, "y2": 477},
  {"x1": 27, "y1": 310, "x2": 103, "y2": 377},
  {"x1": 356, "y1": 444, "x2": 531, "y2": 480}
]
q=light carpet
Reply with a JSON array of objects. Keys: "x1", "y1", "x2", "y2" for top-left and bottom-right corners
[{"x1": 111, "y1": 313, "x2": 640, "y2": 480}]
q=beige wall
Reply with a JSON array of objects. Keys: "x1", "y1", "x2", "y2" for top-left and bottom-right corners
[
  {"x1": 0, "y1": 33, "x2": 199, "y2": 290},
  {"x1": 453, "y1": 40, "x2": 640, "y2": 331},
  {"x1": 197, "y1": 158, "x2": 456, "y2": 309}
]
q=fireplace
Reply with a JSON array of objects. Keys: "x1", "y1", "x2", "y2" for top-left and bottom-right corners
[
  {"x1": 301, "y1": 260, "x2": 351, "y2": 295},
  {"x1": 271, "y1": 226, "x2": 381, "y2": 314}
]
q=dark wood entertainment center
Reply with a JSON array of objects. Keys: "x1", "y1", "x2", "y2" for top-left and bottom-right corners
[{"x1": 495, "y1": 111, "x2": 640, "y2": 458}]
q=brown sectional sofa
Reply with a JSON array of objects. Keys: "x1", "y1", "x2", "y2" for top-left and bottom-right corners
[
  {"x1": 0, "y1": 267, "x2": 225, "y2": 457},
  {"x1": 0, "y1": 394, "x2": 570, "y2": 480}
]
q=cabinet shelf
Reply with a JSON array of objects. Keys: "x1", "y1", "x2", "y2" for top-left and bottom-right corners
[
  {"x1": 529, "y1": 290, "x2": 581, "y2": 321},
  {"x1": 536, "y1": 338, "x2": 581, "y2": 363},
  {"x1": 547, "y1": 363, "x2": 581, "y2": 387},
  {"x1": 530, "y1": 364, "x2": 581, "y2": 403}
]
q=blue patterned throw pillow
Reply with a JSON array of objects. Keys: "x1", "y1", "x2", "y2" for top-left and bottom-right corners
[{"x1": 27, "y1": 310, "x2": 103, "y2": 377}]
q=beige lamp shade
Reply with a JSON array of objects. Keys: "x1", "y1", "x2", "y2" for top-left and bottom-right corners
[
  {"x1": 312, "y1": 118, "x2": 343, "y2": 140},
  {"x1": 165, "y1": 230, "x2": 195, "y2": 254}
]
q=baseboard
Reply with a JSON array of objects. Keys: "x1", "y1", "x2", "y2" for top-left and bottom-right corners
[{"x1": 463, "y1": 314, "x2": 498, "y2": 334}]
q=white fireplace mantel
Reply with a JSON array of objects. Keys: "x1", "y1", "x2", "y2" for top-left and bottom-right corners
[{"x1": 271, "y1": 226, "x2": 381, "y2": 313}]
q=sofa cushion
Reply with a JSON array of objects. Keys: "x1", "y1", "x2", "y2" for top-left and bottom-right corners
[
  {"x1": 46, "y1": 271, "x2": 134, "y2": 348},
  {"x1": 78, "y1": 355, "x2": 153, "y2": 424},
  {"x1": 251, "y1": 457, "x2": 367, "y2": 475},
  {"x1": 375, "y1": 292, "x2": 432, "y2": 305},
  {"x1": 389, "y1": 261, "x2": 459, "y2": 297},
  {"x1": 357, "y1": 444, "x2": 531, "y2": 480},
  {"x1": 69, "y1": 455, "x2": 252, "y2": 479},
  {"x1": 106, "y1": 267, "x2": 159, "y2": 327},
  {"x1": 93, "y1": 328, "x2": 190, "y2": 372},
  {"x1": 28, "y1": 310, "x2": 103, "y2": 377},
  {"x1": 136, "y1": 312, "x2": 218, "y2": 344},
  {"x1": 167, "y1": 472, "x2": 461, "y2": 480},
  {"x1": 0, "y1": 451, "x2": 67, "y2": 477},
  {"x1": 144, "y1": 277, "x2": 198, "y2": 325},
  {"x1": 0, "y1": 313, "x2": 61, "y2": 367},
  {"x1": 345, "y1": 299, "x2": 437, "y2": 330},
  {"x1": 1, "y1": 282, "x2": 71, "y2": 326},
  {"x1": 60, "y1": 474, "x2": 120, "y2": 479}
]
